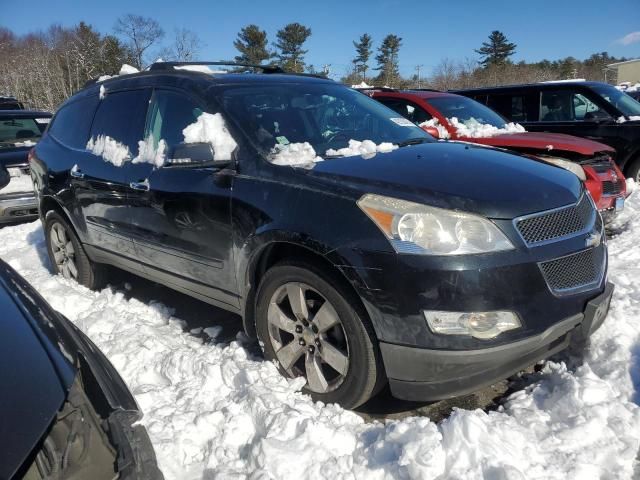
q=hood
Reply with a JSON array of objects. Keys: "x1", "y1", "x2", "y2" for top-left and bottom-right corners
[
  {"x1": 305, "y1": 142, "x2": 582, "y2": 219},
  {"x1": 461, "y1": 131, "x2": 614, "y2": 157},
  {"x1": 0, "y1": 145, "x2": 31, "y2": 168},
  {"x1": 0, "y1": 261, "x2": 77, "y2": 479}
]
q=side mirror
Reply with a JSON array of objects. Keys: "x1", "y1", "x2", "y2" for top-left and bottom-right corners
[
  {"x1": 421, "y1": 125, "x2": 440, "y2": 139},
  {"x1": 165, "y1": 142, "x2": 232, "y2": 168}
]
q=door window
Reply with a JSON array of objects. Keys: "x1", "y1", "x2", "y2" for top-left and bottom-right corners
[
  {"x1": 49, "y1": 96, "x2": 99, "y2": 148},
  {"x1": 89, "y1": 89, "x2": 151, "y2": 156},
  {"x1": 145, "y1": 90, "x2": 204, "y2": 152},
  {"x1": 540, "y1": 90, "x2": 610, "y2": 122}
]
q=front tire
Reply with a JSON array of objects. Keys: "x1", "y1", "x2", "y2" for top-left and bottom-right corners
[
  {"x1": 255, "y1": 261, "x2": 384, "y2": 409},
  {"x1": 44, "y1": 211, "x2": 106, "y2": 289}
]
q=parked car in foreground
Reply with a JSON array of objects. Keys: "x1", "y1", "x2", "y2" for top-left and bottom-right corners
[
  {"x1": 0, "y1": 110, "x2": 51, "y2": 224},
  {"x1": 31, "y1": 62, "x2": 613, "y2": 409},
  {"x1": 0, "y1": 96, "x2": 24, "y2": 110},
  {"x1": 0, "y1": 259, "x2": 162, "y2": 479},
  {"x1": 365, "y1": 88, "x2": 627, "y2": 217},
  {"x1": 454, "y1": 81, "x2": 640, "y2": 180}
]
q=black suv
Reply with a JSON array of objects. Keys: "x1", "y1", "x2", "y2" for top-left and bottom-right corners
[
  {"x1": 454, "y1": 82, "x2": 640, "y2": 179},
  {"x1": 31, "y1": 62, "x2": 613, "y2": 408}
]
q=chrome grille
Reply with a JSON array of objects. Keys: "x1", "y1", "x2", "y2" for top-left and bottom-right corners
[
  {"x1": 539, "y1": 246, "x2": 605, "y2": 294},
  {"x1": 515, "y1": 194, "x2": 595, "y2": 246}
]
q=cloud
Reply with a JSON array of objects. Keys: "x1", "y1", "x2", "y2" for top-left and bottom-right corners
[{"x1": 617, "y1": 31, "x2": 640, "y2": 46}]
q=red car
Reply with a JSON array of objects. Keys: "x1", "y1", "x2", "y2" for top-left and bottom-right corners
[{"x1": 365, "y1": 88, "x2": 627, "y2": 216}]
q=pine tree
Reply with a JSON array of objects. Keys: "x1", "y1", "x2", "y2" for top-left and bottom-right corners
[
  {"x1": 352, "y1": 33, "x2": 373, "y2": 82},
  {"x1": 475, "y1": 31, "x2": 516, "y2": 67},
  {"x1": 274, "y1": 23, "x2": 312, "y2": 73},
  {"x1": 233, "y1": 25, "x2": 271, "y2": 65},
  {"x1": 375, "y1": 34, "x2": 402, "y2": 87}
]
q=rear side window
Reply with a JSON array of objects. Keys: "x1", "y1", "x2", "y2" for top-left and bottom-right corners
[
  {"x1": 540, "y1": 90, "x2": 610, "y2": 122},
  {"x1": 146, "y1": 90, "x2": 203, "y2": 150},
  {"x1": 89, "y1": 89, "x2": 151, "y2": 154},
  {"x1": 49, "y1": 96, "x2": 98, "y2": 148}
]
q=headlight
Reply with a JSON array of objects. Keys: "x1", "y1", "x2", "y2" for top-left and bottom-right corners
[
  {"x1": 535, "y1": 156, "x2": 586, "y2": 181},
  {"x1": 357, "y1": 194, "x2": 514, "y2": 255},
  {"x1": 424, "y1": 310, "x2": 521, "y2": 339}
]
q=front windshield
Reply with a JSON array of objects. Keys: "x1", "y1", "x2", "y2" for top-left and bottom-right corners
[
  {"x1": 0, "y1": 117, "x2": 46, "y2": 149},
  {"x1": 212, "y1": 83, "x2": 432, "y2": 158},
  {"x1": 427, "y1": 96, "x2": 508, "y2": 128},
  {"x1": 590, "y1": 84, "x2": 640, "y2": 117}
]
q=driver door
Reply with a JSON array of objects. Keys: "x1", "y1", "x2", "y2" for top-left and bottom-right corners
[{"x1": 124, "y1": 88, "x2": 239, "y2": 309}]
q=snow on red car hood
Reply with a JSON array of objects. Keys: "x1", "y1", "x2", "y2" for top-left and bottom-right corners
[{"x1": 460, "y1": 132, "x2": 614, "y2": 156}]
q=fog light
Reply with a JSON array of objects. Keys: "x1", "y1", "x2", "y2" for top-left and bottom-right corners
[{"x1": 424, "y1": 310, "x2": 521, "y2": 340}]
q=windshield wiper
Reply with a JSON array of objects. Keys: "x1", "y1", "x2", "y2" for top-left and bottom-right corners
[{"x1": 397, "y1": 138, "x2": 430, "y2": 148}]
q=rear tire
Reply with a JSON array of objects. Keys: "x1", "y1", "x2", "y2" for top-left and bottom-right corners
[
  {"x1": 44, "y1": 211, "x2": 107, "y2": 290},
  {"x1": 255, "y1": 261, "x2": 385, "y2": 409}
]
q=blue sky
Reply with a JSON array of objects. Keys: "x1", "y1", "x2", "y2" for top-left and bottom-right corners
[{"x1": 3, "y1": 0, "x2": 639, "y2": 78}]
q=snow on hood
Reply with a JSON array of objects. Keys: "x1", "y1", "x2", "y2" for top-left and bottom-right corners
[
  {"x1": 269, "y1": 142, "x2": 323, "y2": 168},
  {"x1": 182, "y1": 112, "x2": 238, "y2": 160},
  {"x1": 419, "y1": 119, "x2": 451, "y2": 139},
  {"x1": 325, "y1": 139, "x2": 398, "y2": 158},
  {"x1": 449, "y1": 117, "x2": 526, "y2": 138}
]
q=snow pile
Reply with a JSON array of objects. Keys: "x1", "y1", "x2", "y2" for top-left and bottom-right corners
[
  {"x1": 617, "y1": 116, "x2": 640, "y2": 123},
  {"x1": 325, "y1": 139, "x2": 398, "y2": 158},
  {"x1": 626, "y1": 178, "x2": 636, "y2": 195},
  {"x1": 269, "y1": 142, "x2": 323, "y2": 167},
  {"x1": 1, "y1": 196, "x2": 640, "y2": 478},
  {"x1": 419, "y1": 118, "x2": 451, "y2": 139},
  {"x1": 133, "y1": 136, "x2": 168, "y2": 168},
  {"x1": 0, "y1": 169, "x2": 33, "y2": 194},
  {"x1": 86, "y1": 135, "x2": 131, "y2": 166},
  {"x1": 99, "y1": 85, "x2": 106, "y2": 100},
  {"x1": 449, "y1": 117, "x2": 526, "y2": 138},
  {"x1": 119, "y1": 64, "x2": 139, "y2": 75},
  {"x1": 182, "y1": 112, "x2": 237, "y2": 160}
]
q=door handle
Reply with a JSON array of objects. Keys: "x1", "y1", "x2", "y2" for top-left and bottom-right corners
[
  {"x1": 129, "y1": 179, "x2": 150, "y2": 191},
  {"x1": 70, "y1": 166, "x2": 84, "y2": 179}
]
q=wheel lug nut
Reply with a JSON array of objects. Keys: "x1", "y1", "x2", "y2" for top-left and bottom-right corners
[
  {"x1": 299, "y1": 338, "x2": 306, "y2": 346},
  {"x1": 308, "y1": 346, "x2": 315, "y2": 354},
  {"x1": 295, "y1": 325, "x2": 303, "y2": 333},
  {"x1": 302, "y1": 320, "x2": 309, "y2": 327}
]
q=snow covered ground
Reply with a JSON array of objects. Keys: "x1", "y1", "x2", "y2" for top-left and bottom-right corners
[{"x1": 1, "y1": 200, "x2": 640, "y2": 479}]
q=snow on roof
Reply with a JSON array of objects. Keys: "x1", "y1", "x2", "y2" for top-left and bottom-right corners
[
  {"x1": 541, "y1": 79, "x2": 587, "y2": 84},
  {"x1": 351, "y1": 81, "x2": 373, "y2": 88},
  {"x1": 607, "y1": 58, "x2": 640, "y2": 68}
]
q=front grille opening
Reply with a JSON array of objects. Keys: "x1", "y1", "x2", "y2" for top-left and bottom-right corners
[
  {"x1": 516, "y1": 194, "x2": 594, "y2": 245},
  {"x1": 602, "y1": 180, "x2": 624, "y2": 196},
  {"x1": 539, "y1": 247, "x2": 605, "y2": 294}
]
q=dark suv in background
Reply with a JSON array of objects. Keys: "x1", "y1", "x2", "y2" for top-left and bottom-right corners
[
  {"x1": 455, "y1": 82, "x2": 640, "y2": 179},
  {"x1": 31, "y1": 62, "x2": 613, "y2": 409}
]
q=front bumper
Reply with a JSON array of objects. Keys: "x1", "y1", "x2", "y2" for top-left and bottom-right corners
[
  {"x1": 0, "y1": 192, "x2": 38, "y2": 223},
  {"x1": 382, "y1": 282, "x2": 613, "y2": 401}
]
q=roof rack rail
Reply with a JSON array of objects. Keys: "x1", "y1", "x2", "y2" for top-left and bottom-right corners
[{"x1": 148, "y1": 61, "x2": 285, "y2": 73}]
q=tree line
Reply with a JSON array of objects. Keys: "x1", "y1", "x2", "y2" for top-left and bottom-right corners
[{"x1": 0, "y1": 16, "x2": 629, "y2": 111}]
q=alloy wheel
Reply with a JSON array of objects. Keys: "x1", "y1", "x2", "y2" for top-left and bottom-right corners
[
  {"x1": 49, "y1": 222, "x2": 78, "y2": 280},
  {"x1": 267, "y1": 282, "x2": 350, "y2": 393}
]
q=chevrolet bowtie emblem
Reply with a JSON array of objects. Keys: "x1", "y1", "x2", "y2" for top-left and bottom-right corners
[{"x1": 585, "y1": 232, "x2": 602, "y2": 248}]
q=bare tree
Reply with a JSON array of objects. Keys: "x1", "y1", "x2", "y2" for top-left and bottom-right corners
[
  {"x1": 161, "y1": 28, "x2": 203, "y2": 62},
  {"x1": 114, "y1": 14, "x2": 164, "y2": 69}
]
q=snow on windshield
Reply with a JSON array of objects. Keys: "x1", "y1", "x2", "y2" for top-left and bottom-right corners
[
  {"x1": 419, "y1": 119, "x2": 451, "y2": 139},
  {"x1": 325, "y1": 139, "x2": 398, "y2": 158},
  {"x1": 269, "y1": 142, "x2": 323, "y2": 167},
  {"x1": 448, "y1": 117, "x2": 526, "y2": 138},
  {"x1": 182, "y1": 112, "x2": 238, "y2": 160}
]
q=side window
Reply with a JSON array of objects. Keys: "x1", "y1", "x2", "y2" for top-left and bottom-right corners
[
  {"x1": 49, "y1": 96, "x2": 99, "y2": 148},
  {"x1": 510, "y1": 96, "x2": 527, "y2": 122},
  {"x1": 540, "y1": 90, "x2": 609, "y2": 122},
  {"x1": 378, "y1": 98, "x2": 433, "y2": 124},
  {"x1": 89, "y1": 89, "x2": 151, "y2": 154},
  {"x1": 145, "y1": 90, "x2": 203, "y2": 151}
]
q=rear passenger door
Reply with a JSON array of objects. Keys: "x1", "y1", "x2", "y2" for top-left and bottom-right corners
[
  {"x1": 73, "y1": 88, "x2": 150, "y2": 258},
  {"x1": 124, "y1": 88, "x2": 239, "y2": 308}
]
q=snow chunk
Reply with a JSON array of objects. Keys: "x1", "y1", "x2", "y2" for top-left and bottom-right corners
[
  {"x1": 325, "y1": 139, "x2": 398, "y2": 158},
  {"x1": 86, "y1": 135, "x2": 130, "y2": 166},
  {"x1": 626, "y1": 177, "x2": 636, "y2": 194},
  {"x1": 419, "y1": 118, "x2": 451, "y2": 139},
  {"x1": 182, "y1": 113, "x2": 237, "y2": 160},
  {"x1": 99, "y1": 85, "x2": 106, "y2": 100},
  {"x1": 449, "y1": 117, "x2": 526, "y2": 138},
  {"x1": 133, "y1": 135, "x2": 168, "y2": 168},
  {"x1": 13, "y1": 140, "x2": 36, "y2": 147},
  {"x1": 97, "y1": 75, "x2": 112, "y2": 82},
  {"x1": 119, "y1": 64, "x2": 139, "y2": 75},
  {"x1": 270, "y1": 142, "x2": 323, "y2": 167},
  {"x1": 617, "y1": 115, "x2": 640, "y2": 123},
  {"x1": 351, "y1": 81, "x2": 373, "y2": 88}
]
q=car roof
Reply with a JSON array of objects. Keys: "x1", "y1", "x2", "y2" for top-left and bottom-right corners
[
  {"x1": 369, "y1": 89, "x2": 462, "y2": 100},
  {"x1": 453, "y1": 81, "x2": 610, "y2": 94},
  {"x1": 0, "y1": 110, "x2": 52, "y2": 118}
]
